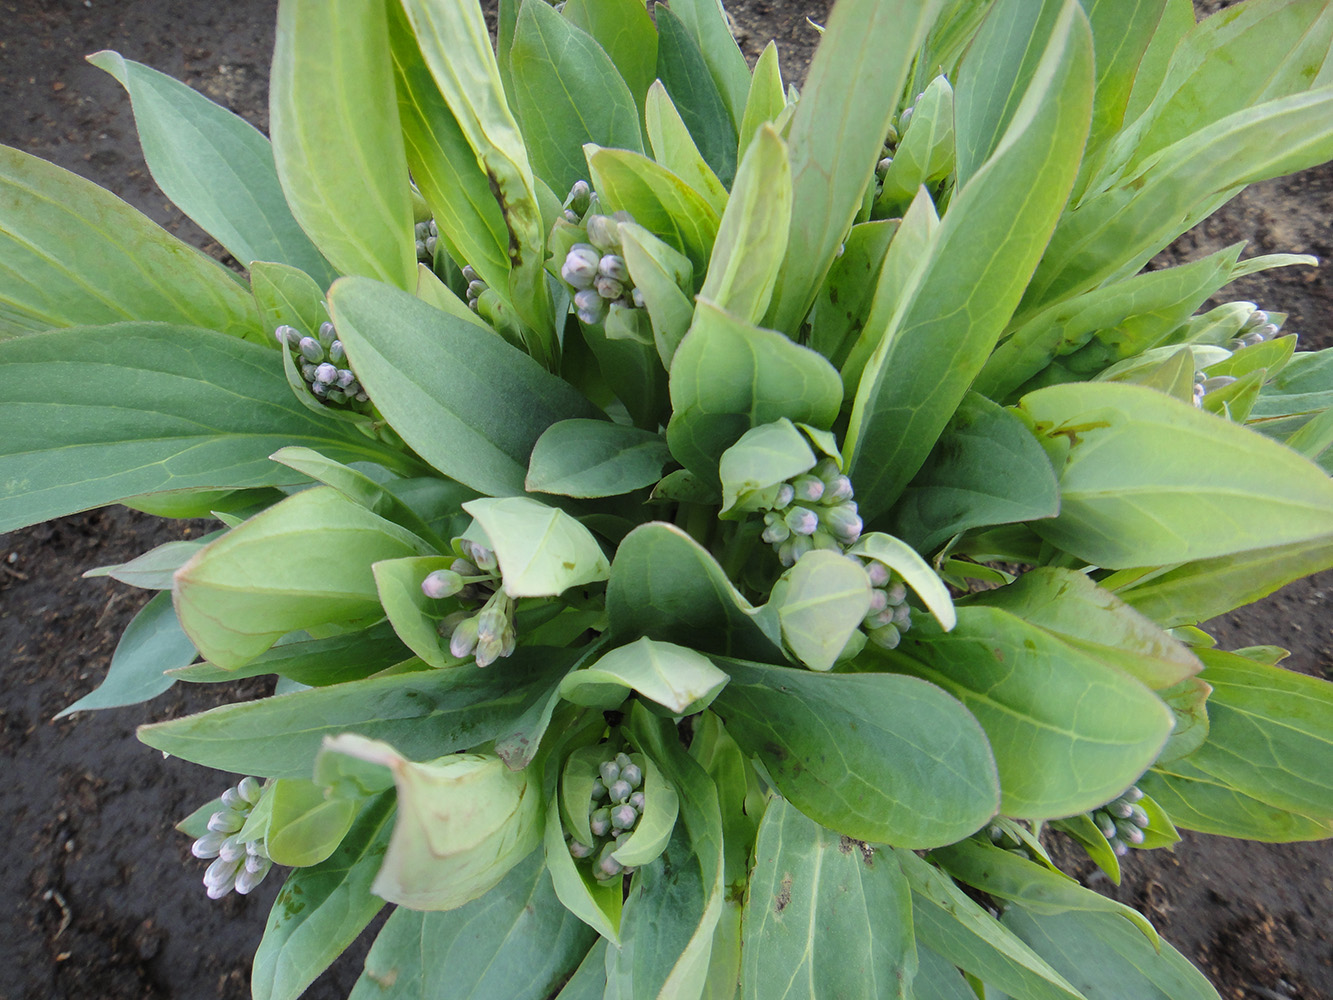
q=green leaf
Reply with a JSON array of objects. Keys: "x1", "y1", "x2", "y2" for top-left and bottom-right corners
[
  {"x1": 56, "y1": 592, "x2": 192, "y2": 717},
  {"x1": 270, "y1": 0, "x2": 414, "y2": 289},
  {"x1": 846, "y1": 532, "x2": 957, "y2": 631},
  {"x1": 1109, "y1": 535, "x2": 1333, "y2": 628},
  {"x1": 610, "y1": 704, "x2": 726, "y2": 1000},
  {"x1": 174, "y1": 486, "x2": 427, "y2": 669},
  {"x1": 619, "y1": 222, "x2": 696, "y2": 369},
  {"x1": 169, "y1": 622, "x2": 413, "y2": 688},
  {"x1": 887, "y1": 394, "x2": 1060, "y2": 553},
  {"x1": 1002, "y1": 908, "x2": 1220, "y2": 1000},
  {"x1": 930, "y1": 839, "x2": 1158, "y2": 947},
  {"x1": 1017, "y1": 382, "x2": 1333, "y2": 567},
  {"x1": 510, "y1": 0, "x2": 644, "y2": 196},
  {"x1": 977, "y1": 243, "x2": 1244, "y2": 401},
  {"x1": 387, "y1": 3, "x2": 511, "y2": 297},
  {"x1": 713, "y1": 658, "x2": 999, "y2": 848},
  {"x1": 667, "y1": 302, "x2": 843, "y2": 484},
  {"x1": 911, "y1": 944, "x2": 981, "y2": 1000},
  {"x1": 562, "y1": 0, "x2": 658, "y2": 112},
  {"x1": 699, "y1": 125, "x2": 791, "y2": 326},
  {"x1": 554, "y1": 939, "x2": 609, "y2": 1000},
  {"x1": 847, "y1": 4, "x2": 1094, "y2": 520},
  {"x1": 139, "y1": 645, "x2": 580, "y2": 778},
  {"x1": 606, "y1": 522, "x2": 783, "y2": 662},
  {"x1": 581, "y1": 304, "x2": 670, "y2": 431},
  {"x1": 89, "y1": 51, "x2": 336, "y2": 284},
  {"x1": 400, "y1": 0, "x2": 555, "y2": 358},
  {"x1": 586, "y1": 145, "x2": 721, "y2": 279},
  {"x1": 250, "y1": 261, "x2": 328, "y2": 341},
  {"x1": 968, "y1": 567, "x2": 1201, "y2": 690},
  {"x1": 886, "y1": 605, "x2": 1173, "y2": 819},
  {"x1": 84, "y1": 540, "x2": 206, "y2": 591},
  {"x1": 742, "y1": 797, "x2": 916, "y2": 1000},
  {"x1": 348, "y1": 850, "x2": 596, "y2": 1000},
  {"x1": 526, "y1": 419, "x2": 672, "y2": 498},
  {"x1": 653, "y1": 5, "x2": 739, "y2": 188},
  {"x1": 1026, "y1": 86, "x2": 1333, "y2": 312},
  {"x1": 0, "y1": 323, "x2": 397, "y2": 533},
  {"x1": 644, "y1": 82, "x2": 729, "y2": 216},
  {"x1": 372, "y1": 556, "x2": 466, "y2": 669},
  {"x1": 263, "y1": 778, "x2": 358, "y2": 868},
  {"x1": 464, "y1": 496, "x2": 610, "y2": 597},
  {"x1": 1174, "y1": 649, "x2": 1333, "y2": 821},
  {"x1": 329, "y1": 277, "x2": 599, "y2": 497},
  {"x1": 663, "y1": 0, "x2": 752, "y2": 132},
  {"x1": 0, "y1": 145, "x2": 260, "y2": 339},
  {"x1": 560, "y1": 637, "x2": 729, "y2": 714},
  {"x1": 252, "y1": 793, "x2": 393, "y2": 1000},
  {"x1": 718, "y1": 418, "x2": 817, "y2": 516},
  {"x1": 896, "y1": 849, "x2": 1084, "y2": 1000},
  {"x1": 738, "y1": 41, "x2": 786, "y2": 159},
  {"x1": 808, "y1": 219, "x2": 899, "y2": 370},
  {"x1": 767, "y1": 550, "x2": 873, "y2": 672},
  {"x1": 877, "y1": 74, "x2": 956, "y2": 210},
  {"x1": 765, "y1": 0, "x2": 945, "y2": 334}
]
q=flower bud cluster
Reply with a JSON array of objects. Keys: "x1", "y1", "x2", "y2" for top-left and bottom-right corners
[
  {"x1": 567, "y1": 751, "x2": 646, "y2": 882},
  {"x1": 461, "y1": 265, "x2": 488, "y2": 314},
  {"x1": 874, "y1": 92, "x2": 924, "y2": 184},
  {"x1": 422, "y1": 540, "x2": 518, "y2": 668},
  {"x1": 859, "y1": 558, "x2": 914, "y2": 650},
  {"x1": 415, "y1": 219, "x2": 439, "y2": 263},
  {"x1": 561, "y1": 179, "x2": 592, "y2": 225},
  {"x1": 1192, "y1": 307, "x2": 1286, "y2": 408},
  {"x1": 984, "y1": 822, "x2": 1033, "y2": 861},
  {"x1": 757, "y1": 458, "x2": 864, "y2": 566},
  {"x1": 560, "y1": 204, "x2": 644, "y2": 326},
  {"x1": 190, "y1": 777, "x2": 274, "y2": 899},
  {"x1": 274, "y1": 321, "x2": 369, "y2": 408},
  {"x1": 1090, "y1": 785, "x2": 1149, "y2": 856}
]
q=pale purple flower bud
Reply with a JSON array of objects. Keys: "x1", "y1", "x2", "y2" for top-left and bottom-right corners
[
  {"x1": 825, "y1": 476, "x2": 854, "y2": 503},
  {"x1": 298, "y1": 337, "x2": 324, "y2": 363},
  {"x1": 1124, "y1": 786, "x2": 1144, "y2": 802},
  {"x1": 467, "y1": 279, "x2": 488, "y2": 300},
  {"x1": 310, "y1": 381, "x2": 329, "y2": 398},
  {"x1": 778, "y1": 534, "x2": 813, "y2": 567},
  {"x1": 585, "y1": 214, "x2": 621, "y2": 252},
  {"x1": 421, "y1": 569, "x2": 463, "y2": 600},
  {"x1": 203, "y1": 855, "x2": 242, "y2": 893},
  {"x1": 822, "y1": 503, "x2": 863, "y2": 545},
  {"x1": 207, "y1": 810, "x2": 245, "y2": 834},
  {"x1": 867, "y1": 623, "x2": 900, "y2": 650},
  {"x1": 300, "y1": 363, "x2": 318, "y2": 381},
  {"x1": 450, "y1": 616, "x2": 480, "y2": 659},
  {"x1": 885, "y1": 581, "x2": 907, "y2": 605},
  {"x1": 237, "y1": 777, "x2": 261, "y2": 804},
  {"x1": 591, "y1": 778, "x2": 607, "y2": 802},
  {"x1": 1242, "y1": 309, "x2": 1268, "y2": 331},
  {"x1": 1129, "y1": 805, "x2": 1150, "y2": 828},
  {"x1": 1200, "y1": 375, "x2": 1236, "y2": 393},
  {"x1": 761, "y1": 515, "x2": 790, "y2": 545},
  {"x1": 1108, "y1": 799, "x2": 1134, "y2": 819},
  {"x1": 867, "y1": 588, "x2": 888, "y2": 614},
  {"x1": 1117, "y1": 822, "x2": 1145, "y2": 846},
  {"x1": 632, "y1": 287, "x2": 645, "y2": 309},
  {"x1": 1112, "y1": 840, "x2": 1130, "y2": 857},
  {"x1": 608, "y1": 779, "x2": 632, "y2": 803},
  {"x1": 611, "y1": 804, "x2": 638, "y2": 829},
  {"x1": 561, "y1": 245, "x2": 600, "y2": 289},
  {"x1": 1095, "y1": 810, "x2": 1117, "y2": 840},
  {"x1": 235, "y1": 856, "x2": 272, "y2": 895},
  {"x1": 620, "y1": 763, "x2": 642, "y2": 789},
  {"x1": 892, "y1": 603, "x2": 912, "y2": 631},
  {"x1": 877, "y1": 156, "x2": 893, "y2": 174},
  {"x1": 425, "y1": 235, "x2": 438, "y2": 257},
  {"x1": 864, "y1": 606, "x2": 896, "y2": 630},
  {"x1": 462, "y1": 265, "x2": 478, "y2": 283},
  {"x1": 336, "y1": 369, "x2": 356, "y2": 389},
  {"x1": 629, "y1": 791, "x2": 645, "y2": 811},
  {"x1": 791, "y1": 475, "x2": 824, "y2": 504},
  {"x1": 474, "y1": 633, "x2": 504, "y2": 669},
  {"x1": 328, "y1": 340, "x2": 346, "y2": 363},
  {"x1": 1255, "y1": 322, "x2": 1279, "y2": 340},
  {"x1": 575, "y1": 288, "x2": 608, "y2": 324},
  {"x1": 220, "y1": 787, "x2": 245, "y2": 809},
  {"x1": 274, "y1": 324, "x2": 300, "y2": 348},
  {"x1": 568, "y1": 837, "x2": 594, "y2": 859},
  {"x1": 217, "y1": 835, "x2": 247, "y2": 863},
  {"x1": 594, "y1": 275, "x2": 624, "y2": 300},
  {"x1": 784, "y1": 506, "x2": 819, "y2": 536},
  {"x1": 318, "y1": 321, "x2": 336, "y2": 345},
  {"x1": 314, "y1": 362, "x2": 339, "y2": 385},
  {"x1": 865, "y1": 561, "x2": 890, "y2": 588},
  {"x1": 191, "y1": 830, "x2": 227, "y2": 859},
  {"x1": 599, "y1": 760, "x2": 621, "y2": 785},
  {"x1": 773, "y1": 483, "x2": 796, "y2": 509},
  {"x1": 590, "y1": 808, "x2": 612, "y2": 838},
  {"x1": 598, "y1": 255, "x2": 629, "y2": 283},
  {"x1": 595, "y1": 847, "x2": 623, "y2": 879}
]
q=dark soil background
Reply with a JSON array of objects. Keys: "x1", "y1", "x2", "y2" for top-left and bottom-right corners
[{"x1": 0, "y1": 2, "x2": 1330, "y2": 998}]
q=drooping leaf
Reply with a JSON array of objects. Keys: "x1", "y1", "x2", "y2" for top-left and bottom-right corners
[
  {"x1": 0, "y1": 145, "x2": 260, "y2": 340},
  {"x1": 846, "y1": 532, "x2": 957, "y2": 631},
  {"x1": 0, "y1": 323, "x2": 398, "y2": 533},
  {"x1": 89, "y1": 51, "x2": 336, "y2": 285},
  {"x1": 713, "y1": 658, "x2": 999, "y2": 848},
  {"x1": 717, "y1": 418, "x2": 817, "y2": 517},
  {"x1": 170, "y1": 622, "x2": 413, "y2": 688},
  {"x1": 138, "y1": 645, "x2": 580, "y2": 778},
  {"x1": 329, "y1": 276, "x2": 599, "y2": 497},
  {"x1": 766, "y1": 550, "x2": 873, "y2": 672},
  {"x1": 1018, "y1": 381, "x2": 1333, "y2": 568},
  {"x1": 372, "y1": 556, "x2": 466, "y2": 669},
  {"x1": 526, "y1": 419, "x2": 672, "y2": 498},
  {"x1": 742, "y1": 797, "x2": 916, "y2": 1000},
  {"x1": 464, "y1": 496, "x2": 611, "y2": 598},
  {"x1": 270, "y1": 0, "x2": 415, "y2": 288},
  {"x1": 560, "y1": 637, "x2": 729, "y2": 715},
  {"x1": 56, "y1": 592, "x2": 194, "y2": 717}
]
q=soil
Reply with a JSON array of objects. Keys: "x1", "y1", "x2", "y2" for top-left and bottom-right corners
[{"x1": 0, "y1": 2, "x2": 1329, "y2": 999}]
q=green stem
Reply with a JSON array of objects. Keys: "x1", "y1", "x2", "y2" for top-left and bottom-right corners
[{"x1": 677, "y1": 502, "x2": 714, "y2": 548}]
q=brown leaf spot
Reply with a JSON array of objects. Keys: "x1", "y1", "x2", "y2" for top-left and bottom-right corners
[{"x1": 775, "y1": 872, "x2": 793, "y2": 914}]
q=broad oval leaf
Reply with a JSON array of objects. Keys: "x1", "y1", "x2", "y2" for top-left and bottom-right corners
[
  {"x1": 270, "y1": 0, "x2": 415, "y2": 288},
  {"x1": 559, "y1": 636, "x2": 729, "y2": 714},
  {"x1": 886, "y1": 605, "x2": 1174, "y2": 819},
  {"x1": 768, "y1": 550, "x2": 873, "y2": 672},
  {"x1": 373, "y1": 556, "x2": 467, "y2": 669},
  {"x1": 0, "y1": 323, "x2": 395, "y2": 533},
  {"x1": 174, "y1": 486, "x2": 429, "y2": 668},
  {"x1": 1018, "y1": 381, "x2": 1333, "y2": 568},
  {"x1": 718, "y1": 418, "x2": 817, "y2": 517},
  {"x1": 526, "y1": 419, "x2": 672, "y2": 499},
  {"x1": 0, "y1": 145, "x2": 260, "y2": 340},
  {"x1": 329, "y1": 277, "x2": 600, "y2": 497},
  {"x1": 742, "y1": 797, "x2": 916, "y2": 1000},
  {"x1": 464, "y1": 496, "x2": 610, "y2": 598},
  {"x1": 712, "y1": 658, "x2": 999, "y2": 848},
  {"x1": 89, "y1": 51, "x2": 336, "y2": 284}
]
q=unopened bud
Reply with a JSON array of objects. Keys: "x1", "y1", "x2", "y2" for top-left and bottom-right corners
[
  {"x1": 629, "y1": 791, "x2": 645, "y2": 811},
  {"x1": 865, "y1": 561, "x2": 890, "y2": 588},
  {"x1": 885, "y1": 581, "x2": 907, "y2": 605},
  {"x1": 598, "y1": 255, "x2": 629, "y2": 283},
  {"x1": 318, "y1": 321, "x2": 336, "y2": 345},
  {"x1": 608, "y1": 779, "x2": 632, "y2": 803},
  {"x1": 621, "y1": 763, "x2": 642, "y2": 789},
  {"x1": 825, "y1": 476, "x2": 854, "y2": 503},
  {"x1": 207, "y1": 810, "x2": 245, "y2": 834},
  {"x1": 867, "y1": 623, "x2": 900, "y2": 650},
  {"x1": 761, "y1": 516, "x2": 790, "y2": 545},
  {"x1": 778, "y1": 534, "x2": 814, "y2": 566},
  {"x1": 298, "y1": 337, "x2": 324, "y2": 363},
  {"x1": 421, "y1": 569, "x2": 464, "y2": 600},
  {"x1": 585, "y1": 214, "x2": 621, "y2": 252},
  {"x1": 237, "y1": 777, "x2": 262, "y2": 804},
  {"x1": 590, "y1": 778, "x2": 608, "y2": 801},
  {"x1": 611, "y1": 803, "x2": 638, "y2": 829},
  {"x1": 203, "y1": 855, "x2": 242, "y2": 892},
  {"x1": 449, "y1": 616, "x2": 480, "y2": 659},
  {"x1": 1117, "y1": 822, "x2": 1145, "y2": 846},
  {"x1": 784, "y1": 506, "x2": 819, "y2": 536},
  {"x1": 790, "y1": 475, "x2": 825, "y2": 504},
  {"x1": 594, "y1": 275, "x2": 624, "y2": 300},
  {"x1": 599, "y1": 760, "x2": 621, "y2": 785},
  {"x1": 562, "y1": 245, "x2": 600, "y2": 288},
  {"x1": 274, "y1": 324, "x2": 300, "y2": 348},
  {"x1": 631, "y1": 287, "x2": 645, "y2": 309},
  {"x1": 590, "y1": 808, "x2": 612, "y2": 838},
  {"x1": 773, "y1": 483, "x2": 796, "y2": 509},
  {"x1": 314, "y1": 362, "x2": 339, "y2": 385},
  {"x1": 462, "y1": 265, "x2": 478, "y2": 283},
  {"x1": 568, "y1": 837, "x2": 594, "y2": 859},
  {"x1": 821, "y1": 503, "x2": 863, "y2": 544},
  {"x1": 191, "y1": 830, "x2": 227, "y2": 859}
]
